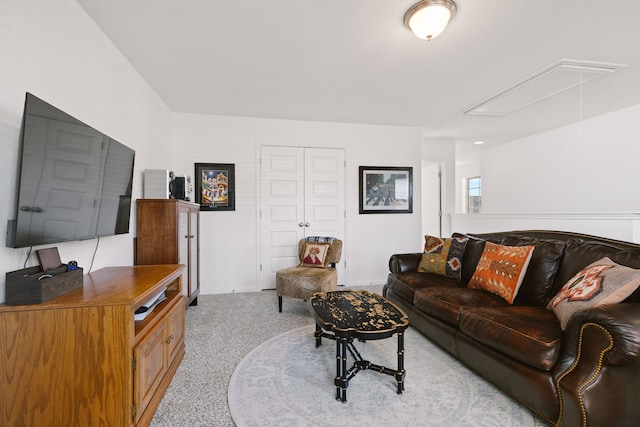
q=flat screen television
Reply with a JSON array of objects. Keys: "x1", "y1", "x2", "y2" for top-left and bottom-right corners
[{"x1": 7, "y1": 93, "x2": 135, "y2": 248}]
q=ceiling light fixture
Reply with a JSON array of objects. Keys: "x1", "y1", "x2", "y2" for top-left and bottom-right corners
[{"x1": 404, "y1": 0, "x2": 457, "y2": 41}]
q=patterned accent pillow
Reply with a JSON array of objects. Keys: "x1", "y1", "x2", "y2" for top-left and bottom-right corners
[
  {"x1": 468, "y1": 242, "x2": 535, "y2": 304},
  {"x1": 547, "y1": 257, "x2": 640, "y2": 330},
  {"x1": 300, "y1": 241, "x2": 331, "y2": 268},
  {"x1": 418, "y1": 235, "x2": 469, "y2": 280}
]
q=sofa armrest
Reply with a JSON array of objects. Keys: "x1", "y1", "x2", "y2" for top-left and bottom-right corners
[
  {"x1": 564, "y1": 303, "x2": 640, "y2": 367},
  {"x1": 388, "y1": 253, "x2": 423, "y2": 274},
  {"x1": 554, "y1": 303, "x2": 640, "y2": 426}
]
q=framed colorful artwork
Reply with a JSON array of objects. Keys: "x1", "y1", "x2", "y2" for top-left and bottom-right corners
[{"x1": 194, "y1": 163, "x2": 236, "y2": 211}]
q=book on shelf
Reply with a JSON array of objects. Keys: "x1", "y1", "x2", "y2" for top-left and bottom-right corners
[{"x1": 134, "y1": 288, "x2": 167, "y2": 321}]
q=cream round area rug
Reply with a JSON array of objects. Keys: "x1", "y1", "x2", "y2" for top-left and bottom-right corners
[{"x1": 228, "y1": 325, "x2": 542, "y2": 427}]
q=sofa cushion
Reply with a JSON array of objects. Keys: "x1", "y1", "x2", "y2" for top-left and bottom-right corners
[
  {"x1": 459, "y1": 306, "x2": 563, "y2": 371},
  {"x1": 414, "y1": 286, "x2": 507, "y2": 327},
  {"x1": 468, "y1": 242, "x2": 535, "y2": 304},
  {"x1": 611, "y1": 251, "x2": 640, "y2": 303},
  {"x1": 458, "y1": 233, "x2": 496, "y2": 283},
  {"x1": 612, "y1": 250, "x2": 640, "y2": 270},
  {"x1": 547, "y1": 257, "x2": 640, "y2": 329},
  {"x1": 501, "y1": 236, "x2": 566, "y2": 306},
  {"x1": 418, "y1": 235, "x2": 469, "y2": 280},
  {"x1": 553, "y1": 239, "x2": 638, "y2": 296},
  {"x1": 611, "y1": 250, "x2": 640, "y2": 302},
  {"x1": 385, "y1": 272, "x2": 462, "y2": 306}
]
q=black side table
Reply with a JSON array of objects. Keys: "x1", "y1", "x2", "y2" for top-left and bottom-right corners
[{"x1": 309, "y1": 290, "x2": 410, "y2": 402}]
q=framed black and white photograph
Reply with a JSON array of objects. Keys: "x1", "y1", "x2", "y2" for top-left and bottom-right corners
[
  {"x1": 359, "y1": 166, "x2": 413, "y2": 214},
  {"x1": 195, "y1": 163, "x2": 235, "y2": 211}
]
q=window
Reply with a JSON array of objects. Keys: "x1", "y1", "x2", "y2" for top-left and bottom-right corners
[{"x1": 467, "y1": 176, "x2": 481, "y2": 213}]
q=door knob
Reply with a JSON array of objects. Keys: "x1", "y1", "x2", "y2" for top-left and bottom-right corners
[
  {"x1": 305, "y1": 223, "x2": 310, "y2": 227},
  {"x1": 299, "y1": 222, "x2": 304, "y2": 227}
]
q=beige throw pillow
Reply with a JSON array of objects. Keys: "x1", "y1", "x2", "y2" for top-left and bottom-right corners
[
  {"x1": 547, "y1": 257, "x2": 640, "y2": 330},
  {"x1": 300, "y1": 242, "x2": 330, "y2": 268}
]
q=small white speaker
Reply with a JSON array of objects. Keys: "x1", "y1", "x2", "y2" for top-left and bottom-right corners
[{"x1": 143, "y1": 169, "x2": 171, "y2": 198}]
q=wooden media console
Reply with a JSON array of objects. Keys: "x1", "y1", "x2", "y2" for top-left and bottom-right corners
[{"x1": 0, "y1": 264, "x2": 186, "y2": 426}]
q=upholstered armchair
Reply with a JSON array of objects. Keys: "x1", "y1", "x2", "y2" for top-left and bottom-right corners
[{"x1": 276, "y1": 238, "x2": 343, "y2": 312}]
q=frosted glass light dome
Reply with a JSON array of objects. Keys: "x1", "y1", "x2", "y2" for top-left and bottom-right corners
[{"x1": 404, "y1": 0, "x2": 457, "y2": 40}]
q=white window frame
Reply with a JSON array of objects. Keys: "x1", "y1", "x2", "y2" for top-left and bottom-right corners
[{"x1": 467, "y1": 176, "x2": 481, "y2": 214}]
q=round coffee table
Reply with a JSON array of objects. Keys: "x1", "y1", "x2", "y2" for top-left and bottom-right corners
[{"x1": 309, "y1": 289, "x2": 410, "y2": 402}]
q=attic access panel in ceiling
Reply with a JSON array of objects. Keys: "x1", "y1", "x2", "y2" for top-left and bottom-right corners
[{"x1": 463, "y1": 59, "x2": 626, "y2": 117}]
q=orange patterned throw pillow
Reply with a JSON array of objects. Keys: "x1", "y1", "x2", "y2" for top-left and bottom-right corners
[{"x1": 468, "y1": 242, "x2": 535, "y2": 304}]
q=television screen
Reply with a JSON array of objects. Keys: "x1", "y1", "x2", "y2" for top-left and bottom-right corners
[{"x1": 7, "y1": 93, "x2": 135, "y2": 248}]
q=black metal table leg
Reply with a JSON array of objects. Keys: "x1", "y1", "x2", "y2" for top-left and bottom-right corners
[
  {"x1": 335, "y1": 337, "x2": 348, "y2": 402},
  {"x1": 315, "y1": 323, "x2": 322, "y2": 347},
  {"x1": 396, "y1": 329, "x2": 406, "y2": 394}
]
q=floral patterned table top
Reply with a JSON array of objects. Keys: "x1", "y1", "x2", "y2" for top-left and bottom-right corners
[{"x1": 309, "y1": 290, "x2": 409, "y2": 339}]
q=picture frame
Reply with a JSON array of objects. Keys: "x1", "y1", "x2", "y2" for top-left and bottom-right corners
[
  {"x1": 359, "y1": 166, "x2": 413, "y2": 214},
  {"x1": 194, "y1": 163, "x2": 235, "y2": 211}
]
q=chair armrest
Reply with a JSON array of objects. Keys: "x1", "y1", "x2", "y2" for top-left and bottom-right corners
[{"x1": 388, "y1": 253, "x2": 423, "y2": 274}]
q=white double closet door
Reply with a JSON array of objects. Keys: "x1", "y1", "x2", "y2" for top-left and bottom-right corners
[{"x1": 259, "y1": 146, "x2": 346, "y2": 290}]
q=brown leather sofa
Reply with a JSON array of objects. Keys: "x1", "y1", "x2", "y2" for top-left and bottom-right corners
[{"x1": 383, "y1": 230, "x2": 640, "y2": 427}]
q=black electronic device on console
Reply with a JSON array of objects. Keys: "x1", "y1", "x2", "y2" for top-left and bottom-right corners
[{"x1": 170, "y1": 176, "x2": 191, "y2": 201}]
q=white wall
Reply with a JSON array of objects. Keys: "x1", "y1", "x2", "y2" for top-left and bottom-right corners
[
  {"x1": 0, "y1": 0, "x2": 173, "y2": 303},
  {"x1": 421, "y1": 138, "x2": 456, "y2": 236},
  {"x1": 421, "y1": 162, "x2": 441, "y2": 238},
  {"x1": 451, "y1": 104, "x2": 640, "y2": 242},
  {"x1": 482, "y1": 104, "x2": 640, "y2": 214},
  {"x1": 454, "y1": 141, "x2": 483, "y2": 214},
  {"x1": 171, "y1": 114, "x2": 423, "y2": 294},
  {"x1": 451, "y1": 213, "x2": 640, "y2": 242}
]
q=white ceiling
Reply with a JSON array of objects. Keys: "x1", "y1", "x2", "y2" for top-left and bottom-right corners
[{"x1": 76, "y1": 0, "x2": 640, "y2": 144}]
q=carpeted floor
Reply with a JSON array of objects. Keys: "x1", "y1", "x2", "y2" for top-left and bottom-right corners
[
  {"x1": 229, "y1": 325, "x2": 540, "y2": 427},
  {"x1": 150, "y1": 286, "x2": 548, "y2": 426},
  {"x1": 150, "y1": 287, "x2": 340, "y2": 426}
]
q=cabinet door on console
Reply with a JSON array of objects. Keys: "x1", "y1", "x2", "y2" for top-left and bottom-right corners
[
  {"x1": 166, "y1": 296, "x2": 185, "y2": 364},
  {"x1": 133, "y1": 295, "x2": 186, "y2": 424},
  {"x1": 134, "y1": 321, "x2": 167, "y2": 424}
]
